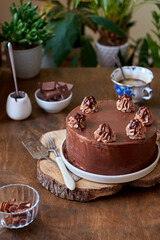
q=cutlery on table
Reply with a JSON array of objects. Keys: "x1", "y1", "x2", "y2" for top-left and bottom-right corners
[
  {"x1": 22, "y1": 137, "x2": 80, "y2": 190},
  {"x1": 42, "y1": 134, "x2": 75, "y2": 191}
]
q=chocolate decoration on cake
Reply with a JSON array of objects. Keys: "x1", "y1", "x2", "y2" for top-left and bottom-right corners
[
  {"x1": 80, "y1": 96, "x2": 98, "y2": 113},
  {"x1": 135, "y1": 106, "x2": 153, "y2": 126},
  {"x1": 66, "y1": 100, "x2": 157, "y2": 175},
  {"x1": 68, "y1": 113, "x2": 86, "y2": 130},
  {"x1": 94, "y1": 123, "x2": 116, "y2": 143},
  {"x1": 126, "y1": 119, "x2": 146, "y2": 140},
  {"x1": 116, "y1": 94, "x2": 135, "y2": 113}
]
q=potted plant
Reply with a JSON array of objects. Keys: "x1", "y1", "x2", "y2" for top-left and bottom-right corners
[
  {"x1": 0, "y1": 0, "x2": 53, "y2": 79},
  {"x1": 84, "y1": 0, "x2": 156, "y2": 67},
  {"x1": 40, "y1": 0, "x2": 97, "y2": 67},
  {"x1": 137, "y1": 3, "x2": 160, "y2": 68}
]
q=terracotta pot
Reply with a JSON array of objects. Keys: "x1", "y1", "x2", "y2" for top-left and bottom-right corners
[
  {"x1": 13, "y1": 45, "x2": 42, "y2": 79},
  {"x1": 95, "y1": 40, "x2": 129, "y2": 67}
]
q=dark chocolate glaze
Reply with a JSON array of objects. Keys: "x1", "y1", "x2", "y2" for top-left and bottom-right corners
[{"x1": 66, "y1": 100, "x2": 157, "y2": 175}]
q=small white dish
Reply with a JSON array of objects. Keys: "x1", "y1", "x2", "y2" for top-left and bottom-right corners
[
  {"x1": 6, "y1": 91, "x2": 32, "y2": 120},
  {"x1": 60, "y1": 140, "x2": 159, "y2": 184},
  {"x1": 35, "y1": 89, "x2": 72, "y2": 113}
]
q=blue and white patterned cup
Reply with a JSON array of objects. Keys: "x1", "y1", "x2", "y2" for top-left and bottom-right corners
[{"x1": 111, "y1": 66, "x2": 153, "y2": 103}]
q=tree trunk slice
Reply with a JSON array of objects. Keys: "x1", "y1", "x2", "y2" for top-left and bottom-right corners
[{"x1": 37, "y1": 130, "x2": 160, "y2": 202}]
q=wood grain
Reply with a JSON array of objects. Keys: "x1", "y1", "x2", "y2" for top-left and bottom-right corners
[
  {"x1": 0, "y1": 68, "x2": 160, "y2": 239},
  {"x1": 37, "y1": 130, "x2": 160, "y2": 202}
]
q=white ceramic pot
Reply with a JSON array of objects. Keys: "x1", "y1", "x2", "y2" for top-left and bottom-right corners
[
  {"x1": 13, "y1": 45, "x2": 42, "y2": 79},
  {"x1": 6, "y1": 91, "x2": 32, "y2": 120},
  {"x1": 41, "y1": 49, "x2": 56, "y2": 68},
  {"x1": 95, "y1": 40, "x2": 129, "y2": 67}
]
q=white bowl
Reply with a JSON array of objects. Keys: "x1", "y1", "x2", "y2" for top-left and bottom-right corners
[{"x1": 35, "y1": 89, "x2": 72, "y2": 113}]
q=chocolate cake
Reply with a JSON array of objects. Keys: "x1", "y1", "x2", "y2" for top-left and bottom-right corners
[{"x1": 65, "y1": 100, "x2": 157, "y2": 175}]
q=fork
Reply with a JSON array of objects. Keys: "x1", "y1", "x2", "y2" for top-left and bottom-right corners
[{"x1": 42, "y1": 134, "x2": 75, "y2": 191}]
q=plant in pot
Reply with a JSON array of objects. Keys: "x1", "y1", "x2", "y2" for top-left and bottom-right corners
[
  {"x1": 40, "y1": 0, "x2": 98, "y2": 67},
  {"x1": 137, "y1": 3, "x2": 160, "y2": 68},
  {"x1": 82, "y1": 0, "x2": 156, "y2": 67},
  {"x1": 0, "y1": 0, "x2": 53, "y2": 79}
]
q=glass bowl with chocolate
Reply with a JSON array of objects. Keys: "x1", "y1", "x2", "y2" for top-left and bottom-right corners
[
  {"x1": 0, "y1": 184, "x2": 39, "y2": 229},
  {"x1": 35, "y1": 81, "x2": 73, "y2": 113}
]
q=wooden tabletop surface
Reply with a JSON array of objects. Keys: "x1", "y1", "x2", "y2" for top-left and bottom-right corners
[{"x1": 0, "y1": 67, "x2": 160, "y2": 240}]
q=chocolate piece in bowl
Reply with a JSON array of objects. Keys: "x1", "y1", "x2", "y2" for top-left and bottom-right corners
[
  {"x1": 40, "y1": 81, "x2": 56, "y2": 91},
  {"x1": 37, "y1": 91, "x2": 48, "y2": 101},
  {"x1": 44, "y1": 90, "x2": 61, "y2": 100},
  {"x1": 57, "y1": 84, "x2": 70, "y2": 99},
  {"x1": 37, "y1": 81, "x2": 73, "y2": 102},
  {"x1": 58, "y1": 81, "x2": 74, "y2": 93}
]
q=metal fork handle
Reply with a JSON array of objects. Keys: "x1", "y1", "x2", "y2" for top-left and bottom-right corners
[{"x1": 49, "y1": 149, "x2": 59, "y2": 157}]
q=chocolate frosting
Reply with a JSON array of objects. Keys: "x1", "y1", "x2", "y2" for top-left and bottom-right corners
[
  {"x1": 135, "y1": 106, "x2": 153, "y2": 126},
  {"x1": 80, "y1": 96, "x2": 98, "y2": 113},
  {"x1": 68, "y1": 113, "x2": 86, "y2": 130},
  {"x1": 66, "y1": 100, "x2": 157, "y2": 175},
  {"x1": 94, "y1": 123, "x2": 116, "y2": 143},
  {"x1": 126, "y1": 119, "x2": 146, "y2": 140},
  {"x1": 116, "y1": 94, "x2": 135, "y2": 113}
]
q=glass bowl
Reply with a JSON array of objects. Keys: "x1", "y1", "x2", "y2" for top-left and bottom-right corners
[{"x1": 0, "y1": 184, "x2": 39, "y2": 229}]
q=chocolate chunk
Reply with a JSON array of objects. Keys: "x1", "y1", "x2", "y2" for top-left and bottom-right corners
[
  {"x1": 58, "y1": 81, "x2": 73, "y2": 92},
  {"x1": 44, "y1": 90, "x2": 60, "y2": 99},
  {"x1": 37, "y1": 91, "x2": 48, "y2": 101},
  {"x1": 40, "y1": 81, "x2": 56, "y2": 91},
  {"x1": 57, "y1": 85, "x2": 70, "y2": 99},
  {"x1": 37, "y1": 81, "x2": 73, "y2": 102}
]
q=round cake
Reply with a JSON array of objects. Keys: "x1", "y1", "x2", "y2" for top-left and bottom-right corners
[{"x1": 65, "y1": 100, "x2": 157, "y2": 175}]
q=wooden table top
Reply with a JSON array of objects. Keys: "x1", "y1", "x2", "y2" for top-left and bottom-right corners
[{"x1": 0, "y1": 67, "x2": 160, "y2": 240}]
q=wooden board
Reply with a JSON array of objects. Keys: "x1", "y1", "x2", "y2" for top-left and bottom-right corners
[{"x1": 37, "y1": 130, "x2": 160, "y2": 202}]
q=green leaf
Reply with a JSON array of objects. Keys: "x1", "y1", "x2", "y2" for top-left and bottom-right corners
[
  {"x1": 71, "y1": 54, "x2": 78, "y2": 67},
  {"x1": 152, "y1": 11, "x2": 159, "y2": 24},
  {"x1": 75, "y1": 0, "x2": 80, "y2": 8},
  {"x1": 147, "y1": 33, "x2": 160, "y2": 68},
  {"x1": 50, "y1": 15, "x2": 79, "y2": 66},
  {"x1": 89, "y1": 15, "x2": 127, "y2": 39},
  {"x1": 81, "y1": 38, "x2": 97, "y2": 67},
  {"x1": 100, "y1": 0, "x2": 108, "y2": 13},
  {"x1": 138, "y1": 39, "x2": 149, "y2": 67}
]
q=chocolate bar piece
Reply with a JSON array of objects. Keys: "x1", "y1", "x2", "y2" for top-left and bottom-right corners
[
  {"x1": 40, "y1": 81, "x2": 56, "y2": 91},
  {"x1": 44, "y1": 90, "x2": 60, "y2": 99},
  {"x1": 57, "y1": 84, "x2": 70, "y2": 99},
  {"x1": 37, "y1": 91, "x2": 48, "y2": 101},
  {"x1": 58, "y1": 81, "x2": 73, "y2": 92},
  {"x1": 37, "y1": 81, "x2": 73, "y2": 102}
]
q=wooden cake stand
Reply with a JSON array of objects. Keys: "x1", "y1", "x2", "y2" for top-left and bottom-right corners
[{"x1": 37, "y1": 130, "x2": 160, "y2": 202}]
